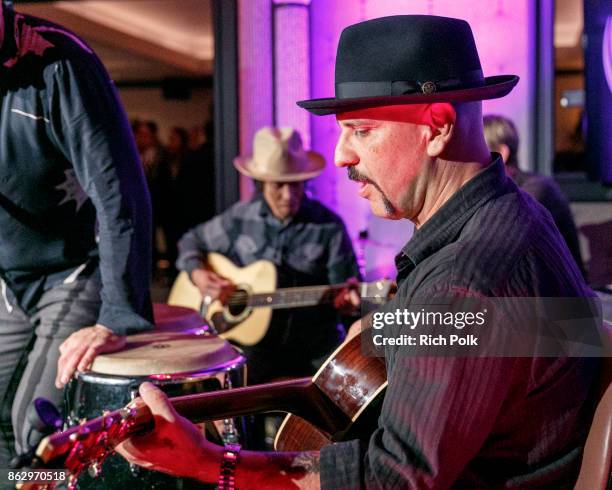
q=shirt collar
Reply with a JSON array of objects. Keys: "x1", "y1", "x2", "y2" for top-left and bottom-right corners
[
  {"x1": 397, "y1": 154, "x2": 510, "y2": 274},
  {"x1": 257, "y1": 194, "x2": 311, "y2": 226}
]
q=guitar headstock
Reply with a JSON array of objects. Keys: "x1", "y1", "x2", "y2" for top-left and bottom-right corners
[
  {"x1": 18, "y1": 400, "x2": 152, "y2": 490},
  {"x1": 361, "y1": 279, "x2": 396, "y2": 303}
]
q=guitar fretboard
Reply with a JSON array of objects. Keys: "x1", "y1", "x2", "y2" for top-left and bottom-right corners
[
  {"x1": 224, "y1": 281, "x2": 389, "y2": 310},
  {"x1": 227, "y1": 284, "x2": 348, "y2": 309}
]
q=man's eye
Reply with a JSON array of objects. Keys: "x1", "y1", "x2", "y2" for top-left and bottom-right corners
[{"x1": 355, "y1": 129, "x2": 370, "y2": 137}]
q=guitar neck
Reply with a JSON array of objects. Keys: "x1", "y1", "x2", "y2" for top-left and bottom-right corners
[
  {"x1": 245, "y1": 283, "x2": 351, "y2": 309},
  {"x1": 170, "y1": 377, "x2": 348, "y2": 434}
]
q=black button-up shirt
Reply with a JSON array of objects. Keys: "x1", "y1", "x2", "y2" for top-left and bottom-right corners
[{"x1": 320, "y1": 157, "x2": 598, "y2": 489}]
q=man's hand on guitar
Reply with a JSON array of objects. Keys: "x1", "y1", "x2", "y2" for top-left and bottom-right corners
[
  {"x1": 116, "y1": 382, "x2": 323, "y2": 489},
  {"x1": 190, "y1": 267, "x2": 234, "y2": 304},
  {"x1": 116, "y1": 382, "x2": 220, "y2": 483},
  {"x1": 333, "y1": 277, "x2": 361, "y2": 316}
]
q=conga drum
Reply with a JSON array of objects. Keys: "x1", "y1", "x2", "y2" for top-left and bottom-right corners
[
  {"x1": 152, "y1": 303, "x2": 208, "y2": 334},
  {"x1": 65, "y1": 329, "x2": 246, "y2": 489}
]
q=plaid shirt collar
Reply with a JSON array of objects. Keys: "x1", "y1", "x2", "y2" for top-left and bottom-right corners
[{"x1": 257, "y1": 193, "x2": 312, "y2": 227}]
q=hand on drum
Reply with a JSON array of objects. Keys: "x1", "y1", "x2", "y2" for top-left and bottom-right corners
[
  {"x1": 191, "y1": 267, "x2": 234, "y2": 304},
  {"x1": 116, "y1": 382, "x2": 220, "y2": 483},
  {"x1": 55, "y1": 324, "x2": 126, "y2": 388}
]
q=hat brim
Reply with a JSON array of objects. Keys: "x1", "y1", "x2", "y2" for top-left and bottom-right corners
[
  {"x1": 233, "y1": 151, "x2": 325, "y2": 182},
  {"x1": 298, "y1": 75, "x2": 519, "y2": 115}
]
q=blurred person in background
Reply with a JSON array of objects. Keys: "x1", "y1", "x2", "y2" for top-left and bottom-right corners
[
  {"x1": 134, "y1": 120, "x2": 166, "y2": 273},
  {"x1": 134, "y1": 120, "x2": 166, "y2": 190},
  {"x1": 158, "y1": 127, "x2": 191, "y2": 275},
  {"x1": 183, "y1": 120, "x2": 216, "y2": 228},
  {"x1": 484, "y1": 114, "x2": 586, "y2": 279}
]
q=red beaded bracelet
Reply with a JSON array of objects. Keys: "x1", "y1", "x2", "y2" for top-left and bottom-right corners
[{"x1": 217, "y1": 443, "x2": 241, "y2": 490}]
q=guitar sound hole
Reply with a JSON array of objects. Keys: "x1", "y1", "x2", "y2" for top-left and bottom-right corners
[{"x1": 228, "y1": 289, "x2": 249, "y2": 316}]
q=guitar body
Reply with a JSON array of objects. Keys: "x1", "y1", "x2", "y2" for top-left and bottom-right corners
[
  {"x1": 167, "y1": 252, "x2": 392, "y2": 347},
  {"x1": 166, "y1": 271, "x2": 202, "y2": 311},
  {"x1": 167, "y1": 253, "x2": 277, "y2": 345},
  {"x1": 206, "y1": 253, "x2": 276, "y2": 345},
  {"x1": 275, "y1": 334, "x2": 388, "y2": 451}
]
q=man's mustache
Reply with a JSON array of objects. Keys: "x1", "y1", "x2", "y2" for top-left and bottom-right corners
[
  {"x1": 348, "y1": 167, "x2": 382, "y2": 192},
  {"x1": 348, "y1": 166, "x2": 372, "y2": 184},
  {"x1": 347, "y1": 166, "x2": 396, "y2": 213}
]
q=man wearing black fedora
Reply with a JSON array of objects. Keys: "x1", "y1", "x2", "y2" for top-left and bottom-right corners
[{"x1": 118, "y1": 16, "x2": 598, "y2": 489}]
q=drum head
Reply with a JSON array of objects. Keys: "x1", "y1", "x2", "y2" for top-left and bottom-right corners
[
  {"x1": 90, "y1": 331, "x2": 244, "y2": 376},
  {"x1": 153, "y1": 303, "x2": 206, "y2": 332}
]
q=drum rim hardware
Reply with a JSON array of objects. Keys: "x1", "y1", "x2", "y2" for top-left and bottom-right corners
[{"x1": 75, "y1": 356, "x2": 246, "y2": 386}]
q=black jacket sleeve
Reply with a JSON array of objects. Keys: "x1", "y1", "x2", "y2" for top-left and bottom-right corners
[{"x1": 46, "y1": 54, "x2": 153, "y2": 334}]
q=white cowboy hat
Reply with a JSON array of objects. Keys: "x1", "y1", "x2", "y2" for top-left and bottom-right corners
[{"x1": 233, "y1": 127, "x2": 325, "y2": 182}]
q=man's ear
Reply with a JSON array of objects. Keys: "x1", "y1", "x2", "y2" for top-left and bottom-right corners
[
  {"x1": 426, "y1": 122, "x2": 454, "y2": 158},
  {"x1": 497, "y1": 143, "x2": 510, "y2": 164}
]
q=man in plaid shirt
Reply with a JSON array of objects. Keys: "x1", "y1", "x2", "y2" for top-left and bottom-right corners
[{"x1": 177, "y1": 127, "x2": 360, "y2": 385}]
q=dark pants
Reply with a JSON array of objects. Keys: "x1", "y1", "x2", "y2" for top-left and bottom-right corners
[{"x1": 0, "y1": 272, "x2": 101, "y2": 466}]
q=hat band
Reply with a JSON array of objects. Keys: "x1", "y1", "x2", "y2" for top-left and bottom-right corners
[{"x1": 335, "y1": 69, "x2": 484, "y2": 99}]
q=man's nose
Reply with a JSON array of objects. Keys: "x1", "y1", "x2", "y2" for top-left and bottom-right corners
[
  {"x1": 280, "y1": 184, "x2": 292, "y2": 201},
  {"x1": 334, "y1": 134, "x2": 358, "y2": 168}
]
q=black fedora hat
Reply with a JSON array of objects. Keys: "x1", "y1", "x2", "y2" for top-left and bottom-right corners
[{"x1": 298, "y1": 15, "x2": 519, "y2": 115}]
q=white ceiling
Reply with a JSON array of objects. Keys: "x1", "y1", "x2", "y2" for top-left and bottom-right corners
[{"x1": 16, "y1": 0, "x2": 214, "y2": 81}]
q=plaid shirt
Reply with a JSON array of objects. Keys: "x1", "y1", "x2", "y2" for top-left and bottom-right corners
[
  {"x1": 320, "y1": 158, "x2": 598, "y2": 489},
  {"x1": 177, "y1": 195, "x2": 360, "y2": 370}
]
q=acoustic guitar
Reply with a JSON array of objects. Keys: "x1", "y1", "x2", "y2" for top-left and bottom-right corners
[
  {"x1": 167, "y1": 252, "x2": 394, "y2": 345},
  {"x1": 18, "y1": 334, "x2": 387, "y2": 490}
]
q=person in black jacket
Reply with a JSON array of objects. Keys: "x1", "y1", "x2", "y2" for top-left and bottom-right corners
[
  {"x1": 483, "y1": 114, "x2": 586, "y2": 279},
  {"x1": 0, "y1": 2, "x2": 153, "y2": 465}
]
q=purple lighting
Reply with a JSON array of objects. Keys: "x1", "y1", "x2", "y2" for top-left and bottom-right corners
[
  {"x1": 274, "y1": 1, "x2": 311, "y2": 147},
  {"x1": 604, "y1": 16, "x2": 612, "y2": 92}
]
